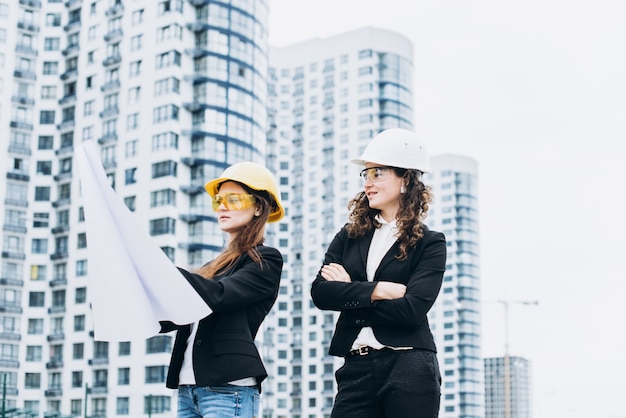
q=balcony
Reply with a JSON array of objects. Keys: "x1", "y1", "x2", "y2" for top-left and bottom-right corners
[
  {"x1": 61, "y1": 44, "x2": 79, "y2": 57},
  {"x1": 57, "y1": 119, "x2": 75, "y2": 131},
  {"x1": 11, "y1": 94, "x2": 35, "y2": 106},
  {"x1": 0, "y1": 332, "x2": 21, "y2": 341},
  {"x1": 46, "y1": 359, "x2": 64, "y2": 369},
  {"x1": 19, "y1": 0, "x2": 41, "y2": 8},
  {"x1": 97, "y1": 133, "x2": 118, "y2": 145},
  {"x1": 0, "y1": 301, "x2": 22, "y2": 314},
  {"x1": 105, "y1": 3, "x2": 124, "y2": 17},
  {"x1": 44, "y1": 388, "x2": 63, "y2": 397},
  {"x1": 13, "y1": 69, "x2": 36, "y2": 80},
  {"x1": 51, "y1": 198, "x2": 71, "y2": 208},
  {"x1": 60, "y1": 69, "x2": 78, "y2": 81},
  {"x1": 100, "y1": 80, "x2": 120, "y2": 92},
  {"x1": 6, "y1": 172, "x2": 30, "y2": 182},
  {"x1": 49, "y1": 278, "x2": 67, "y2": 288},
  {"x1": 88, "y1": 357, "x2": 109, "y2": 366},
  {"x1": 58, "y1": 94, "x2": 77, "y2": 105},
  {"x1": 99, "y1": 106, "x2": 119, "y2": 119},
  {"x1": 63, "y1": 19, "x2": 81, "y2": 33},
  {"x1": 17, "y1": 20, "x2": 40, "y2": 32},
  {"x1": 9, "y1": 120, "x2": 34, "y2": 131},
  {"x1": 65, "y1": 0, "x2": 81, "y2": 9},
  {"x1": 47, "y1": 332, "x2": 65, "y2": 342},
  {"x1": 0, "y1": 278, "x2": 23, "y2": 287},
  {"x1": 102, "y1": 55, "x2": 121, "y2": 67},
  {"x1": 1, "y1": 252, "x2": 26, "y2": 261},
  {"x1": 103, "y1": 29, "x2": 123, "y2": 42},
  {"x1": 49, "y1": 251, "x2": 68, "y2": 261},
  {"x1": 51, "y1": 225, "x2": 70, "y2": 234}
]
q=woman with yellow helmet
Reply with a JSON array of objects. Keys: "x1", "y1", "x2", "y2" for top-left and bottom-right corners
[{"x1": 160, "y1": 162, "x2": 284, "y2": 418}]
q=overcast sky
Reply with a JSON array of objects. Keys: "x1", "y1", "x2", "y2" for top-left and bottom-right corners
[{"x1": 268, "y1": 1, "x2": 626, "y2": 417}]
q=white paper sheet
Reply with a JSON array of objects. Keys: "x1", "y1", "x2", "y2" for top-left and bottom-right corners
[{"x1": 75, "y1": 141, "x2": 212, "y2": 341}]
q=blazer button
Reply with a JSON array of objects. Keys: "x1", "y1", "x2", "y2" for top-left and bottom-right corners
[{"x1": 195, "y1": 339, "x2": 202, "y2": 346}]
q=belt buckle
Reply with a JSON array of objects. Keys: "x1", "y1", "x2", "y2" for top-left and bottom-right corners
[{"x1": 357, "y1": 346, "x2": 369, "y2": 356}]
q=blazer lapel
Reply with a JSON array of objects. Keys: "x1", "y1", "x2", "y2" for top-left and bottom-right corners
[
  {"x1": 358, "y1": 229, "x2": 375, "y2": 279},
  {"x1": 374, "y1": 241, "x2": 400, "y2": 281}
]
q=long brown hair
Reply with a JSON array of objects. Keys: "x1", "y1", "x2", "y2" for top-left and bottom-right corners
[
  {"x1": 346, "y1": 168, "x2": 433, "y2": 260},
  {"x1": 197, "y1": 182, "x2": 274, "y2": 278}
]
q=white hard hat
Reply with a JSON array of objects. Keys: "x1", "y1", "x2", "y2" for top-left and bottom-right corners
[{"x1": 351, "y1": 128, "x2": 431, "y2": 173}]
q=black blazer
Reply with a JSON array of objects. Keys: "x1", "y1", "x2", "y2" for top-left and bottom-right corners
[
  {"x1": 160, "y1": 245, "x2": 283, "y2": 391},
  {"x1": 311, "y1": 224, "x2": 446, "y2": 357}
]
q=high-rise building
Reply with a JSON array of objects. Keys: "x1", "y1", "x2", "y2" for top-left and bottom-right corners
[
  {"x1": 426, "y1": 154, "x2": 483, "y2": 418},
  {"x1": 1, "y1": 2, "x2": 483, "y2": 417},
  {"x1": 484, "y1": 356, "x2": 532, "y2": 418},
  {"x1": 1, "y1": 0, "x2": 271, "y2": 416},
  {"x1": 262, "y1": 27, "x2": 415, "y2": 418}
]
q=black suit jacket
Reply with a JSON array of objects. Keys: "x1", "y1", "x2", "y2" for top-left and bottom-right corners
[
  {"x1": 160, "y1": 245, "x2": 283, "y2": 391},
  {"x1": 311, "y1": 224, "x2": 446, "y2": 357}
]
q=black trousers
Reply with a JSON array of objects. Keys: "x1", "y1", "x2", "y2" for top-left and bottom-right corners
[{"x1": 331, "y1": 348, "x2": 441, "y2": 418}]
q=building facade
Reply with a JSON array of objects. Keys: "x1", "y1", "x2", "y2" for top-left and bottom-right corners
[
  {"x1": 1, "y1": 2, "x2": 483, "y2": 417},
  {"x1": 426, "y1": 155, "x2": 483, "y2": 418},
  {"x1": 1, "y1": 0, "x2": 271, "y2": 416},
  {"x1": 484, "y1": 356, "x2": 532, "y2": 418}
]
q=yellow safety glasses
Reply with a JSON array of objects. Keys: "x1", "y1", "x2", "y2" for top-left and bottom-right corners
[
  {"x1": 359, "y1": 166, "x2": 392, "y2": 183},
  {"x1": 211, "y1": 193, "x2": 256, "y2": 211}
]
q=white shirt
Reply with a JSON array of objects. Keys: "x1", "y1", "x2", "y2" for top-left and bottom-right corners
[{"x1": 351, "y1": 215, "x2": 398, "y2": 350}]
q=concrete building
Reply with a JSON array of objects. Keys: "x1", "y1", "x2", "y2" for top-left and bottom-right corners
[
  {"x1": 426, "y1": 154, "x2": 483, "y2": 418},
  {"x1": 484, "y1": 356, "x2": 532, "y2": 418},
  {"x1": 1, "y1": 2, "x2": 483, "y2": 417},
  {"x1": 1, "y1": 0, "x2": 271, "y2": 416}
]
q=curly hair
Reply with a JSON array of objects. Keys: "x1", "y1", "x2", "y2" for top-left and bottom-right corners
[
  {"x1": 197, "y1": 182, "x2": 275, "y2": 278},
  {"x1": 345, "y1": 168, "x2": 433, "y2": 260}
]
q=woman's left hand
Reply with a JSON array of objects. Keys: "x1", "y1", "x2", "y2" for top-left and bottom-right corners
[{"x1": 320, "y1": 263, "x2": 351, "y2": 282}]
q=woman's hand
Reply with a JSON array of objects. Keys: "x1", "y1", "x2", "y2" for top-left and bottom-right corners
[
  {"x1": 371, "y1": 282, "x2": 406, "y2": 301},
  {"x1": 320, "y1": 263, "x2": 352, "y2": 282}
]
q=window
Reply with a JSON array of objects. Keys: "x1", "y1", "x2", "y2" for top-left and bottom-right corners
[
  {"x1": 43, "y1": 61, "x2": 58, "y2": 75},
  {"x1": 118, "y1": 342, "x2": 131, "y2": 356},
  {"x1": 24, "y1": 373, "x2": 41, "y2": 389},
  {"x1": 130, "y1": 34, "x2": 142, "y2": 51},
  {"x1": 144, "y1": 396, "x2": 171, "y2": 414},
  {"x1": 31, "y1": 238, "x2": 48, "y2": 254},
  {"x1": 128, "y1": 86, "x2": 141, "y2": 103},
  {"x1": 155, "y1": 50, "x2": 181, "y2": 68},
  {"x1": 76, "y1": 260, "x2": 88, "y2": 276},
  {"x1": 151, "y1": 161, "x2": 177, "y2": 178},
  {"x1": 145, "y1": 366, "x2": 167, "y2": 383},
  {"x1": 152, "y1": 132, "x2": 178, "y2": 150},
  {"x1": 153, "y1": 105, "x2": 179, "y2": 123},
  {"x1": 150, "y1": 189, "x2": 176, "y2": 207},
  {"x1": 29, "y1": 292, "x2": 45, "y2": 307},
  {"x1": 39, "y1": 110, "x2": 55, "y2": 124},
  {"x1": 75, "y1": 287, "x2": 87, "y2": 304},
  {"x1": 126, "y1": 113, "x2": 139, "y2": 130},
  {"x1": 129, "y1": 60, "x2": 141, "y2": 77},
  {"x1": 117, "y1": 397, "x2": 129, "y2": 415},
  {"x1": 118, "y1": 368, "x2": 130, "y2": 385},
  {"x1": 125, "y1": 168, "x2": 137, "y2": 185},
  {"x1": 72, "y1": 371, "x2": 83, "y2": 388},
  {"x1": 34, "y1": 187, "x2": 50, "y2": 201},
  {"x1": 146, "y1": 336, "x2": 171, "y2": 354},
  {"x1": 44, "y1": 37, "x2": 60, "y2": 51},
  {"x1": 73, "y1": 343, "x2": 84, "y2": 360},
  {"x1": 158, "y1": 0, "x2": 183, "y2": 15},
  {"x1": 27, "y1": 318, "x2": 43, "y2": 334},
  {"x1": 36, "y1": 161, "x2": 52, "y2": 175},
  {"x1": 131, "y1": 9, "x2": 144, "y2": 24},
  {"x1": 149, "y1": 218, "x2": 175, "y2": 236},
  {"x1": 124, "y1": 196, "x2": 136, "y2": 212},
  {"x1": 26, "y1": 346, "x2": 42, "y2": 362},
  {"x1": 41, "y1": 85, "x2": 56, "y2": 99},
  {"x1": 77, "y1": 233, "x2": 87, "y2": 249},
  {"x1": 84, "y1": 100, "x2": 94, "y2": 116},
  {"x1": 74, "y1": 315, "x2": 85, "y2": 331}
]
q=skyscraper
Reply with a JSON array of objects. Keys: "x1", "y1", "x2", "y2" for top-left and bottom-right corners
[
  {"x1": 426, "y1": 154, "x2": 483, "y2": 418},
  {"x1": 484, "y1": 356, "x2": 532, "y2": 418},
  {"x1": 262, "y1": 27, "x2": 415, "y2": 418},
  {"x1": 1, "y1": 2, "x2": 484, "y2": 417},
  {"x1": 1, "y1": 0, "x2": 271, "y2": 415}
]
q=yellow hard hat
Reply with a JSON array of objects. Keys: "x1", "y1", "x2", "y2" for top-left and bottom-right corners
[{"x1": 204, "y1": 162, "x2": 285, "y2": 223}]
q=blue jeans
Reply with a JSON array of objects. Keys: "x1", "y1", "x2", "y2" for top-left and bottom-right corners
[{"x1": 177, "y1": 385, "x2": 260, "y2": 418}]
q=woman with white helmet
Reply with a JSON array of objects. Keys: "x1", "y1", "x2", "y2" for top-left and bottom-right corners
[
  {"x1": 311, "y1": 128, "x2": 447, "y2": 418},
  {"x1": 160, "y1": 162, "x2": 285, "y2": 418}
]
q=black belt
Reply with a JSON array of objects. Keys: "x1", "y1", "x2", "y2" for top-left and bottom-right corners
[{"x1": 348, "y1": 346, "x2": 387, "y2": 356}]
